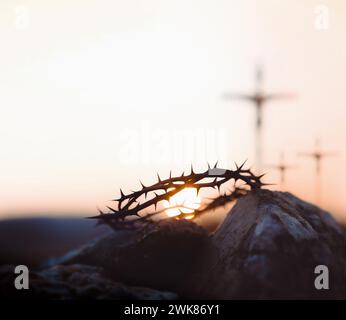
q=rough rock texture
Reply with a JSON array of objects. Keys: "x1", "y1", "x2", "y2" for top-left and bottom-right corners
[
  {"x1": 61, "y1": 219, "x2": 209, "y2": 296},
  {"x1": 58, "y1": 190, "x2": 346, "y2": 299},
  {"x1": 0, "y1": 264, "x2": 177, "y2": 300},
  {"x1": 195, "y1": 190, "x2": 346, "y2": 299},
  {"x1": 1, "y1": 190, "x2": 345, "y2": 299}
]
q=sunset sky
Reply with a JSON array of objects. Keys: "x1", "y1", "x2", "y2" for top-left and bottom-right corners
[{"x1": 1, "y1": 0, "x2": 345, "y2": 222}]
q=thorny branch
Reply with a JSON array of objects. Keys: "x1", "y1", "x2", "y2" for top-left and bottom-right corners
[{"x1": 89, "y1": 161, "x2": 267, "y2": 230}]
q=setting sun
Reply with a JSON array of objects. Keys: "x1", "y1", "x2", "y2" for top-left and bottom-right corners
[{"x1": 163, "y1": 188, "x2": 201, "y2": 218}]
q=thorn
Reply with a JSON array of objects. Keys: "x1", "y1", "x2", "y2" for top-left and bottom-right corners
[
  {"x1": 140, "y1": 180, "x2": 146, "y2": 189},
  {"x1": 106, "y1": 206, "x2": 118, "y2": 213},
  {"x1": 258, "y1": 173, "x2": 266, "y2": 179},
  {"x1": 169, "y1": 170, "x2": 172, "y2": 179},
  {"x1": 261, "y1": 182, "x2": 276, "y2": 187},
  {"x1": 238, "y1": 159, "x2": 247, "y2": 170},
  {"x1": 120, "y1": 188, "x2": 125, "y2": 198},
  {"x1": 190, "y1": 164, "x2": 194, "y2": 174},
  {"x1": 213, "y1": 160, "x2": 218, "y2": 168},
  {"x1": 212, "y1": 177, "x2": 218, "y2": 188},
  {"x1": 181, "y1": 171, "x2": 185, "y2": 177},
  {"x1": 87, "y1": 215, "x2": 101, "y2": 219},
  {"x1": 157, "y1": 173, "x2": 161, "y2": 183}
]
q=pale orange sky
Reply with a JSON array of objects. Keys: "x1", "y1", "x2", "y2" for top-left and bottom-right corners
[{"x1": 0, "y1": 0, "x2": 345, "y2": 222}]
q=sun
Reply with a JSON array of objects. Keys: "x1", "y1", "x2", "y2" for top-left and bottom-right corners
[{"x1": 163, "y1": 187, "x2": 201, "y2": 219}]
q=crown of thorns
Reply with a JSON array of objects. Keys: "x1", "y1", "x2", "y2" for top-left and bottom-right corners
[{"x1": 89, "y1": 161, "x2": 266, "y2": 229}]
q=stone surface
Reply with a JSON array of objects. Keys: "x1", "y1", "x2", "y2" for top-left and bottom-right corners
[
  {"x1": 62, "y1": 219, "x2": 209, "y2": 296},
  {"x1": 1, "y1": 190, "x2": 345, "y2": 299},
  {"x1": 0, "y1": 264, "x2": 177, "y2": 300},
  {"x1": 195, "y1": 190, "x2": 346, "y2": 299},
  {"x1": 63, "y1": 190, "x2": 346, "y2": 299}
]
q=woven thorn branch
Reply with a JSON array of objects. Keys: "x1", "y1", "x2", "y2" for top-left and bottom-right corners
[{"x1": 89, "y1": 161, "x2": 267, "y2": 229}]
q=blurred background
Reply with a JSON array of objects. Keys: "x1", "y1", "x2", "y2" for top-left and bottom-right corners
[{"x1": 0, "y1": 0, "x2": 345, "y2": 226}]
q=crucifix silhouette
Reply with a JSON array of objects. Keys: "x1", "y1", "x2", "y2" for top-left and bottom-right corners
[
  {"x1": 223, "y1": 66, "x2": 294, "y2": 169},
  {"x1": 267, "y1": 152, "x2": 296, "y2": 189},
  {"x1": 298, "y1": 138, "x2": 337, "y2": 204}
]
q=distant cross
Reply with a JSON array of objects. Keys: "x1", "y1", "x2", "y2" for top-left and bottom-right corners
[
  {"x1": 223, "y1": 66, "x2": 294, "y2": 169},
  {"x1": 267, "y1": 152, "x2": 296, "y2": 189},
  {"x1": 298, "y1": 138, "x2": 337, "y2": 204}
]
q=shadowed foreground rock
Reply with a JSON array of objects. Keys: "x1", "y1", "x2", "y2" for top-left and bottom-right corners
[
  {"x1": 1, "y1": 190, "x2": 346, "y2": 299},
  {"x1": 62, "y1": 219, "x2": 209, "y2": 296},
  {"x1": 0, "y1": 264, "x2": 177, "y2": 300},
  {"x1": 60, "y1": 190, "x2": 346, "y2": 299},
  {"x1": 195, "y1": 190, "x2": 346, "y2": 299}
]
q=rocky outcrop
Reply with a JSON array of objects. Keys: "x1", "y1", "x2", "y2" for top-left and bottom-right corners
[
  {"x1": 0, "y1": 264, "x2": 177, "y2": 300},
  {"x1": 1, "y1": 190, "x2": 345, "y2": 299},
  {"x1": 58, "y1": 190, "x2": 346, "y2": 299},
  {"x1": 61, "y1": 219, "x2": 209, "y2": 296},
  {"x1": 195, "y1": 190, "x2": 346, "y2": 299}
]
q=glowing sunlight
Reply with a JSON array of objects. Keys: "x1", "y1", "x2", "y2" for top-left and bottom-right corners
[{"x1": 163, "y1": 187, "x2": 201, "y2": 218}]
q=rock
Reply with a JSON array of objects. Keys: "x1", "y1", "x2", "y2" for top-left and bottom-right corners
[
  {"x1": 63, "y1": 219, "x2": 209, "y2": 296},
  {"x1": 64, "y1": 190, "x2": 346, "y2": 299},
  {"x1": 194, "y1": 190, "x2": 346, "y2": 299},
  {"x1": 0, "y1": 264, "x2": 177, "y2": 300},
  {"x1": 2, "y1": 190, "x2": 345, "y2": 299}
]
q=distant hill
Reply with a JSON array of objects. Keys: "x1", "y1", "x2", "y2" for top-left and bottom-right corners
[{"x1": 0, "y1": 217, "x2": 111, "y2": 268}]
